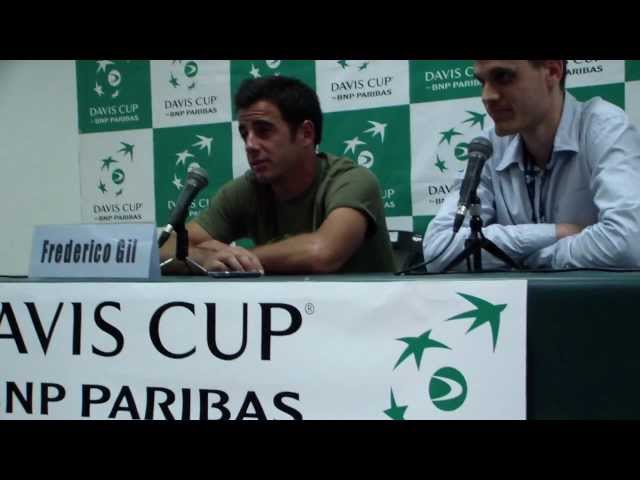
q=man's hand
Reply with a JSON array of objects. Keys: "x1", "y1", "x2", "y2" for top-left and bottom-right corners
[
  {"x1": 556, "y1": 223, "x2": 586, "y2": 239},
  {"x1": 195, "y1": 241, "x2": 264, "y2": 273},
  {"x1": 160, "y1": 222, "x2": 263, "y2": 274}
]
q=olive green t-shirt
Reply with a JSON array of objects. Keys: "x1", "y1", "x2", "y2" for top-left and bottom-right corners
[{"x1": 194, "y1": 152, "x2": 396, "y2": 273}]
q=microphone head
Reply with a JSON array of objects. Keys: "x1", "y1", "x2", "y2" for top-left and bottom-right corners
[
  {"x1": 186, "y1": 166, "x2": 209, "y2": 189},
  {"x1": 468, "y1": 137, "x2": 493, "y2": 159}
]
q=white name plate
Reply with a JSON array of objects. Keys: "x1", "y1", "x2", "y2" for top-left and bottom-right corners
[{"x1": 29, "y1": 224, "x2": 160, "y2": 279}]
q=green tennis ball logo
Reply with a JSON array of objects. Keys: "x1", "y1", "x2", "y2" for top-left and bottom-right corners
[
  {"x1": 429, "y1": 367, "x2": 467, "y2": 411},
  {"x1": 184, "y1": 61, "x2": 199, "y2": 78},
  {"x1": 112, "y1": 168, "x2": 125, "y2": 185},
  {"x1": 454, "y1": 142, "x2": 469, "y2": 161}
]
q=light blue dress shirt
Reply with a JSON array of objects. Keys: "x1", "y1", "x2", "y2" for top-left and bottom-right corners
[{"x1": 423, "y1": 93, "x2": 640, "y2": 271}]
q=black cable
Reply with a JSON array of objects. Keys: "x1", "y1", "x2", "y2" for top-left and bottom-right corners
[{"x1": 395, "y1": 231, "x2": 457, "y2": 275}]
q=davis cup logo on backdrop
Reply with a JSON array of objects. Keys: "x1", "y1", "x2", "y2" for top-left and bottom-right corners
[
  {"x1": 169, "y1": 134, "x2": 213, "y2": 203},
  {"x1": 385, "y1": 292, "x2": 507, "y2": 419},
  {"x1": 149, "y1": 60, "x2": 232, "y2": 128},
  {"x1": 168, "y1": 60, "x2": 201, "y2": 90},
  {"x1": 96, "y1": 141, "x2": 135, "y2": 199},
  {"x1": 91, "y1": 60, "x2": 139, "y2": 124},
  {"x1": 422, "y1": 108, "x2": 488, "y2": 211},
  {"x1": 337, "y1": 60, "x2": 370, "y2": 71},
  {"x1": 91, "y1": 140, "x2": 144, "y2": 223},
  {"x1": 410, "y1": 60, "x2": 481, "y2": 104},
  {"x1": 248, "y1": 60, "x2": 283, "y2": 78},
  {"x1": 330, "y1": 60, "x2": 395, "y2": 101},
  {"x1": 94, "y1": 60, "x2": 125, "y2": 99},
  {"x1": 339, "y1": 116, "x2": 404, "y2": 212},
  {"x1": 434, "y1": 110, "x2": 487, "y2": 175},
  {"x1": 76, "y1": 60, "x2": 152, "y2": 134},
  {"x1": 342, "y1": 119, "x2": 387, "y2": 169},
  {"x1": 315, "y1": 60, "x2": 409, "y2": 114},
  {"x1": 162, "y1": 60, "x2": 218, "y2": 119}
]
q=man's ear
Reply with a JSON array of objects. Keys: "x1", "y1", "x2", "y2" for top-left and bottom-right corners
[
  {"x1": 544, "y1": 60, "x2": 564, "y2": 90},
  {"x1": 298, "y1": 120, "x2": 316, "y2": 147}
]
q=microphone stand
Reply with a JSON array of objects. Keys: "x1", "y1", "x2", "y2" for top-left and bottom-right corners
[
  {"x1": 159, "y1": 222, "x2": 208, "y2": 275},
  {"x1": 442, "y1": 192, "x2": 522, "y2": 272}
]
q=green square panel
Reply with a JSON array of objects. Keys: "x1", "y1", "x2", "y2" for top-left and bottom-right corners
[
  {"x1": 321, "y1": 105, "x2": 412, "y2": 217},
  {"x1": 153, "y1": 123, "x2": 233, "y2": 226},
  {"x1": 76, "y1": 60, "x2": 152, "y2": 133}
]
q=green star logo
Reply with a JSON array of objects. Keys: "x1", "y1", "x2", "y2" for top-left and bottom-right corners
[
  {"x1": 384, "y1": 288, "x2": 514, "y2": 418},
  {"x1": 170, "y1": 134, "x2": 213, "y2": 193},
  {"x1": 94, "y1": 60, "x2": 123, "y2": 99},
  {"x1": 334, "y1": 60, "x2": 370, "y2": 71},
  {"x1": 343, "y1": 136, "x2": 366, "y2": 155},
  {"x1": 339, "y1": 119, "x2": 388, "y2": 169},
  {"x1": 249, "y1": 63, "x2": 261, "y2": 78},
  {"x1": 118, "y1": 142, "x2": 134, "y2": 161},
  {"x1": 96, "y1": 141, "x2": 134, "y2": 197},
  {"x1": 100, "y1": 156, "x2": 118, "y2": 171},
  {"x1": 248, "y1": 60, "x2": 283, "y2": 80},
  {"x1": 447, "y1": 293, "x2": 507, "y2": 352},
  {"x1": 429, "y1": 367, "x2": 468, "y2": 411},
  {"x1": 364, "y1": 120, "x2": 387, "y2": 143},
  {"x1": 383, "y1": 389, "x2": 407, "y2": 420},
  {"x1": 430, "y1": 107, "x2": 491, "y2": 176},
  {"x1": 438, "y1": 128, "x2": 463, "y2": 145},
  {"x1": 169, "y1": 60, "x2": 200, "y2": 91},
  {"x1": 462, "y1": 110, "x2": 487, "y2": 129},
  {"x1": 394, "y1": 329, "x2": 450, "y2": 370}
]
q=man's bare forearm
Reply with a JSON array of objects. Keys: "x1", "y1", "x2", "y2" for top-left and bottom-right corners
[{"x1": 251, "y1": 233, "x2": 333, "y2": 273}]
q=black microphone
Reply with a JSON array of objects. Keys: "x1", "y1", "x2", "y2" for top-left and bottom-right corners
[
  {"x1": 158, "y1": 167, "x2": 209, "y2": 247},
  {"x1": 452, "y1": 137, "x2": 493, "y2": 233}
]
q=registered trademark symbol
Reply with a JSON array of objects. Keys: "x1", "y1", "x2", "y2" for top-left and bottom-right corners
[{"x1": 305, "y1": 303, "x2": 315, "y2": 315}]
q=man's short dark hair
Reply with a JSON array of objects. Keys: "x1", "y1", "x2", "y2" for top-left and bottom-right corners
[
  {"x1": 529, "y1": 60, "x2": 568, "y2": 91},
  {"x1": 234, "y1": 75, "x2": 323, "y2": 145}
]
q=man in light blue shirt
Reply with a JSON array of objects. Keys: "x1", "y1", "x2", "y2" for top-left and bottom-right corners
[{"x1": 424, "y1": 60, "x2": 640, "y2": 271}]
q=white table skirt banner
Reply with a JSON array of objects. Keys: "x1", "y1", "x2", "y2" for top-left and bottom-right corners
[{"x1": 0, "y1": 280, "x2": 527, "y2": 419}]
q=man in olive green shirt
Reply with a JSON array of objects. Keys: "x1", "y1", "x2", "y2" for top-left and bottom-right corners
[{"x1": 160, "y1": 75, "x2": 395, "y2": 274}]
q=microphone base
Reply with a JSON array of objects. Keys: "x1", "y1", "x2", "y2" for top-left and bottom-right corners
[
  {"x1": 161, "y1": 256, "x2": 208, "y2": 275},
  {"x1": 443, "y1": 210, "x2": 522, "y2": 273}
]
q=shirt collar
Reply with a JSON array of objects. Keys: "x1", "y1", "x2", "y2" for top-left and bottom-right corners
[{"x1": 495, "y1": 92, "x2": 581, "y2": 172}]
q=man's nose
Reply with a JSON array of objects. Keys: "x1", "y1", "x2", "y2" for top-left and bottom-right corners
[
  {"x1": 245, "y1": 131, "x2": 259, "y2": 151},
  {"x1": 481, "y1": 82, "x2": 499, "y2": 103}
]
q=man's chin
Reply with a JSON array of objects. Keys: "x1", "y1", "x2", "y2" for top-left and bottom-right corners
[
  {"x1": 253, "y1": 172, "x2": 272, "y2": 184},
  {"x1": 494, "y1": 123, "x2": 518, "y2": 137}
]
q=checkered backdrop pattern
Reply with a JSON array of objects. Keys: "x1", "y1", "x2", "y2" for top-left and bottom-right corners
[{"x1": 76, "y1": 60, "x2": 640, "y2": 241}]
